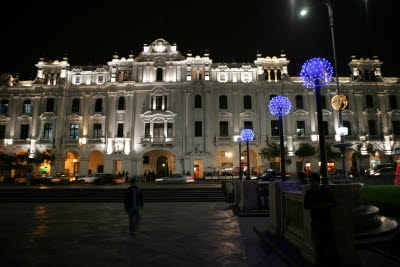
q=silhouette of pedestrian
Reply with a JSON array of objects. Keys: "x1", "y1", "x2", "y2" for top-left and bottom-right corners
[
  {"x1": 304, "y1": 173, "x2": 338, "y2": 266},
  {"x1": 151, "y1": 170, "x2": 155, "y2": 182},
  {"x1": 125, "y1": 171, "x2": 129, "y2": 183},
  {"x1": 124, "y1": 179, "x2": 144, "y2": 234},
  {"x1": 122, "y1": 171, "x2": 125, "y2": 179}
]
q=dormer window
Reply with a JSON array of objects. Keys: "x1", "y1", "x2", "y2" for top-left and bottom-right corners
[
  {"x1": 118, "y1": 96, "x2": 125, "y2": 110},
  {"x1": 98, "y1": 76, "x2": 104, "y2": 84},
  {"x1": 243, "y1": 73, "x2": 249, "y2": 82},
  {"x1": 75, "y1": 76, "x2": 80, "y2": 84},
  {"x1": 219, "y1": 73, "x2": 226, "y2": 82}
]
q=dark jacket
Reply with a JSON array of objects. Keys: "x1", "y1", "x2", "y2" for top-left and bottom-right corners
[{"x1": 124, "y1": 185, "x2": 144, "y2": 212}]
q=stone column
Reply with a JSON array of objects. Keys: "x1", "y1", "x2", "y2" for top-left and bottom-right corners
[
  {"x1": 274, "y1": 69, "x2": 278, "y2": 82},
  {"x1": 79, "y1": 158, "x2": 89, "y2": 177},
  {"x1": 184, "y1": 89, "x2": 193, "y2": 153},
  {"x1": 232, "y1": 91, "x2": 240, "y2": 135},
  {"x1": 55, "y1": 94, "x2": 66, "y2": 149},
  {"x1": 378, "y1": 92, "x2": 389, "y2": 134},
  {"x1": 204, "y1": 88, "x2": 213, "y2": 153},
  {"x1": 31, "y1": 97, "x2": 41, "y2": 140},
  {"x1": 106, "y1": 92, "x2": 117, "y2": 154},
  {"x1": 82, "y1": 93, "x2": 92, "y2": 139},
  {"x1": 354, "y1": 92, "x2": 364, "y2": 135}
]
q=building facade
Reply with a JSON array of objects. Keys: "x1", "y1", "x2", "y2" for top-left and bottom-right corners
[{"x1": 1, "y1": 38, "x2": 400, "y2": 179}]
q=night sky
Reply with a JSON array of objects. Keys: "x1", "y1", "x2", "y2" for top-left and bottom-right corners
[{"x1": 1, "y1": 0, "x2": 398, "y2": 80}]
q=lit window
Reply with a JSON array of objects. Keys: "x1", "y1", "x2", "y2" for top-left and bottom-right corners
[
  {"x1": 23, "y1": 100, "x2": 31, "y2": 114},
  {"x1": 70, "y1": 124, "x2": 79, "y2": 139},
  {"x1": 43, "y1": 124, "x2": 52, "y2": 139},
  {"x1": 98, "y1": 76, "x2": 104, "y2": 84},
  {"x1": 297, "y1": 121, "x2": 305, "y2": 136},
  {"x1": 93, "y1": 124, "x2": 102, "y2": 139},
  {"x1": 75, "y1": 76, "x2": 80, "y2": 84}
]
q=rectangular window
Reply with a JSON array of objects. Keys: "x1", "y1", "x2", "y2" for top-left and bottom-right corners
[
  {"x1": 393, "y1": 121, "x2": 400, "y2": 135},
  {"x1": 244, "y1": 121, "x2": 253, "y2": 130},
  {"x1": 98, "y1": 76, "x2": 104, "y2": 84},
  {"x1": 117, "y1": 123, "x2": 124, "y2": 138},
  {"x1": 271, "y1": 120, "x2": 280, "y2": 136},
  {"x1": 70, "y1": 124, "x2": 79, "y2": 139},
  {"x1": 156, "y1": 96, "x2": 163, "y2": 110},
  {"x1": 219, "y1": 95, "x2": 228, "y2": 109},
  {"x1": 164, "y1": 95, "x2": 168, "y2": 110},
  {"x1": 244, "y1": 96, "x2": 252, "y2": 109},
  {"x1": 72, "y1": 99, "x2": 80, "y2": 113},
  {"x1": 93, "y1": 124, "x2": 102, "y2": 139},
  {"x1": 145, "y1": 123, "x2": 150, "y2": 138},
  {"x1": 143, "y1": 156, "x2": 150, "y2": 164},
  {"x1": 368, "y1": 120, "x2": 377, "y2": 135},
  {"x1": 75, "y1": 76, "x2": 80, "y2": 84},
  {"x1": 343, "y1": 121, "x2": 351, "y2": 136},
  {"x1": 0, "y1": 125, "x2": 5, "y2": 139},
  {"x1": 1, "y1": 100, "x2": 9, "y2": 114},
  {"x1": 167, "y1": 123, "x2": 173, "y2": 138},
  {"x1": 220, "y1": 121, "x2": 229, "y2": 137},
  {"x1": 43, "y1": 124, "x2": 52, "y2": 139},
  {"x1": 23, "y1": 100, "x2": 31, "y2": 114},
  {"x1": 390, "y1": 95, "x2": 397, "y2": 110},
  {"x1": 153, "y1": 123, "x2": 164, "y2": 138},
  {"x1": 323, "y1": 121, "x2": 329, "y2": 136},
  {"x1": 95, "y1": 99, "x2": 103, "y2": 112},
  {"x1": 20, "y1": 125, "x2": 29, "y2": 139},
  {"x1": 297, "y1": 121, "x2": 305, "y2": 136},
  {"x1": 195, "y1": 121, "x2": 202, "y2": 137}
]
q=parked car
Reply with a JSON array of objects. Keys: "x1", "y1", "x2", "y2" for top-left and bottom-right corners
[
  {"x1": 368, "y1": 163, "x2": 397, "y2": 176},
  {"x1": 155, "y1": 174, "x2": 195, "y2": 184},
  {"x1": 251, "y1": 171, "x2": 290, "y2": 181},
  {"x1": 14, "y1": 177, "x2": 27, "y2": 184},
  {"x1": 51, "y1": 173, "x2": 75, "y2": 184},
  {"x1": 31, "y1": 176, "x2": 52, "y2": 185},
  {"x1": 93, "y1": 174, "x2": 119, "y2": 184},
  {"x1": 79, "y1": 173, "x2": 103, "y2": 183},
  {"x1": 372, "y1": 166, "x2": 396, "y2": 177}
]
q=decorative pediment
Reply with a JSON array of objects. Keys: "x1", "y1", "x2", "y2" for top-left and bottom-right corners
[
  {"x1": 67, "y1": 114, "x2": 82, "y2": 121},
  {"x1": 240, "y1": 111, "x2": 256, "y2": 118},
  {"x1": 39, "y1": 112, "x2": 57, "y2": 120},
  {"x1": 293, "y1": 110, "x2": 309, "y2": 117},
  {"x1": 150, "y1": 86, "x2": 168, "y2": 95},
  {"x1": 217, "y1": 111, "x2": 232, "y2": 118},
  {"x1": 90, "y1": 114, "x2": 105, "y2": 121},
  {"x1": 17, "y1": 115, "x2": 32, "y2": 122},
  {"x1": 388, "y1": 110, "x2": 400, "y2": 118},
  {"x1": 153, "y1": 57, "x2": 167, "y2": 68},
  {"x1": 71, "y1": 68, "x2": 83, "y2": 73},
  {"x1": 341, "y1": 109, "x2": 354, "y2": 117},
  {"x1": 95, "y1": 67, "x2": 107, "y2": 73},
  {"x1": 0, "y1": 115, "x2": 10, "y2": 122},
  {"x1": 140, "y1": 110, "x2": 177, "y2": 119},
  {"x1": 322, "y1": 109, "x2": 332, "y2": 117}
]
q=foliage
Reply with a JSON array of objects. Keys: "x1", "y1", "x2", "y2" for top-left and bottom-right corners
[
  {"x1": 295, "y1": 143, "x2": 317, "y2": 159},
  {"x1": 0, "y1": 149, "x2": 55, "y2": 172},
  {"x1": 352, "y1": 142, "x2": 374, "y2": 161},
  {"x1": 260, "y1": 141, "x2": 292, "y2": 166},
  {"x1": 316, "y1": 144, "x2": 341, "y2": 160}
]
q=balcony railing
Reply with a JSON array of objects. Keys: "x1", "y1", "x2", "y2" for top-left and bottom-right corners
[{"x1": 141, "y1": 136, "x2": 176, "y2": 145}]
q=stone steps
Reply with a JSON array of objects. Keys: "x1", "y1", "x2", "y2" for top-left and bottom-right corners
[{"x1": 0, "y1": 188, "x2": 227, "y2": 202}]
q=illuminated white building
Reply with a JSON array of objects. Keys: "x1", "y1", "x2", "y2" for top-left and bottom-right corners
[{"x1": 1, "y1": 38, "x2": 400, "y2": 179}]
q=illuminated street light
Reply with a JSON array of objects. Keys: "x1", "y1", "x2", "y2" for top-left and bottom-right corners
[
  {"x1": 240, "y1": 129, "x2": 254, "y2": 180},
  {"x1": 301, "y1": 57, "x2": 333, "y2": 184},
  {"x1": 269, "y1": 96, "x2": 292, "y2": 180},
  {"x1": 300, "y1": 9, "x2": 308, "y2": 16}
]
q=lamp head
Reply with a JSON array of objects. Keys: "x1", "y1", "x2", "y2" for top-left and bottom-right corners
[{"x1": 240, "y1": 129, "x2": 254, "y2": 142}]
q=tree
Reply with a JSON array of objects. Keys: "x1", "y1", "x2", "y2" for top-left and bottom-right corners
[
  {"x1": 260, "y1": 141, "x2": 292, "y2": 171},
  {"x1": 295, "y1": 143, "x2": 317, "y2": 170},
  {"x1": 316, "y1": 144, "x2": 342, "y2": 161}
]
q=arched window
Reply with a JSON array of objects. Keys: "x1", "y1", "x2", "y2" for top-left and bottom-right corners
[
  {"x1": 366, "y1": 95, "x2": 374, "y2": 108},
  {"x1": 72, "y1": 99, "x2": 80, "y2": 113},
  {"x1": 295, "y1": 95, "x2": 304, "y2": 109},
  {"x1": 46, "y1": 98, "x2": 54, "y2": 112},
  {"x1": 118, "y1": 96, "x2": 125, "y2": 110},
  {"x1": 195, "y1": 95, "x2": 202, "y2": 108},
  {"x1": 156, "y1": 68, "x2": 163, "y2": 82},
  {"x1": 219, "y1": 95, "x2": 228, "y2": 109},
  {"x1": 95, "y1": 98, "x2": 103, "y2": 112},
  {"x1": 23, "y1": 100, "x2": 31, "y2": 114},
  {"x1": 244, "y1": 95, "x2": 252, "y2": 109}
]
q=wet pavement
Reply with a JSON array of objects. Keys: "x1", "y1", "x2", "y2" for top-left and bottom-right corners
[{"x1": 0, "y1": 202, "x2": 288, "y2": 267}]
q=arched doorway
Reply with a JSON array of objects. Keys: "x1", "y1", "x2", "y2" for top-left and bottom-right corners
[
  {"x1": 157, "y1": 156, "x2": 169, "y2": 177},
  {"x1": 242, "y1": 149, "x2": 261, "y2": 175},
  {"x1": 64, "y1": 151, "x2": 80, "y2": 176},
  {"x1": 142, "y1": 150, "x2": 175, "y2": 178},
  {"x1": 216, "y1": 149, "x2": 234, "y2": 174},
  {"x1": 88, "y1": 151, "x2": 104, "y2": 175}
]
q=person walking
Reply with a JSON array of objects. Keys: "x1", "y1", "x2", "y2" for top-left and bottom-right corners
[
  {"x1": 151, "y1": 170, "x2": 155, "y2": 182},
  {"x1": 304, "y1": 173, "x2": 338, "y2": 266},
  {"x1": 122, "y1": 171, "x2": 125, "y2": 179},
  {"x1": 124, "y1": 179, "x2": 144, "y2": 234},
  {"x1": 125, "y1": 171, "x2": 129, "y2": 183}
]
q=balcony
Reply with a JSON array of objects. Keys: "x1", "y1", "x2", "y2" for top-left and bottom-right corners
[
  {"x1": 87, "y1": 138, "x2": 106, "y2": 144},
  {"x1": 63, "y1": 139, "x2": 79, "y2": 147},
  {"x1": 140, "y1": 136, "x2": 177, "y2": 146},
  {"x1": 215, "y1": 135, "x2": 260, "y2": 146}
]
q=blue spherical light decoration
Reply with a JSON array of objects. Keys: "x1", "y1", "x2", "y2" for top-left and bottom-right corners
[
  {"x1": 300, "y1": 57, "x2": 333, "y2": 88},
  {"x1": 240, "y1": 129, "x2": 254, "y2": 142},
  {"x1": 269, "y1": 96, "x2": 291, "y2": 116}
]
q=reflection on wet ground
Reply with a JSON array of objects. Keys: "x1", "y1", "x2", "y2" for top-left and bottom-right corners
[{"x1": 0, "y1": 203, "x2": 286, "y2": 267}]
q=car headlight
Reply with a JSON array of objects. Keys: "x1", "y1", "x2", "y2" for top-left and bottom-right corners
[{"x1": 155, "y1": 179, "x2": 163, "y2": 182}]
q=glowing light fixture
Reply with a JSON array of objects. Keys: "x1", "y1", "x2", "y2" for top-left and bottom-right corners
[
  {"x1": 300, "y1": 57, "x2": 333, "y2": 88},
  {"x1": 240, "y1": 129, "x2": 254, "y2": 142},
  {"x1": 300, "y1": 9, "x2": 308, "y2": 16},
  {"x1": 269, "y1": 96, "x2": 291, "y2": 116}
]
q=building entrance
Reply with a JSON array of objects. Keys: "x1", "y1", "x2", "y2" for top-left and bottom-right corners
[{"x1": 157, "y1": 156, "x2": 169, "y2": 177}]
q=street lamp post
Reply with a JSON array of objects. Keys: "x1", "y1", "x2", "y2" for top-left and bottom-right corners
[
  {"x1": 240, "y1": 129, "x2": 255, "y2": 180},
  {"x1": 301, "y1": 57, "x2": 334, "y2": 184},
  {"x1": 269, "y1": 96, "x2": 292, "y2": 180},
  {"x1": 237, "y1": 137, "x2": 243, "y2": 181}
]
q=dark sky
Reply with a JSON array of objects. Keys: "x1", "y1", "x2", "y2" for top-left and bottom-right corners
[{"x1": 2, "y1": 0, "x2": 398, "y2": 80}]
